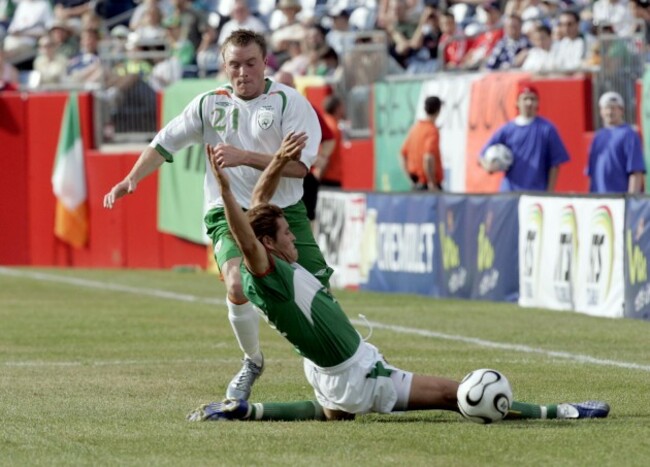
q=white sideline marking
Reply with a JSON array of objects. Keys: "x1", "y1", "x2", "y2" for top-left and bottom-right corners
[
  {"x1": 0, "y1": 266, "x2": 226, "y2": 306},
  {"x1": 3, "y1": 358, "x2": 299, "y2": 368},
  {"x1": 357, "y1": 320, "x2": 650, "y2": 372},
  {"x1": 2, "y1": 267, "x2": 650, "y2": 373}
]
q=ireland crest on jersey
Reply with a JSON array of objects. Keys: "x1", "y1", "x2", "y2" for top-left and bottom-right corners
[{"x1": 257, "y1": 107, "x2": 274, "y2": 130}]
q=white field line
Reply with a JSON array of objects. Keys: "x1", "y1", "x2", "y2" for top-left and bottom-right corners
[
  {"x1": 2, "y1": 358, "x2": 300, "y2": 368},
  {"x1": 359, "y1": 321, "x2": 650, "y2": 372},
  {"x1": 0, "y1": 266, "x2": 226, "y2": 306},
  {"x1": 2, "y1": 267, "x2": 650, "y2": 373}
]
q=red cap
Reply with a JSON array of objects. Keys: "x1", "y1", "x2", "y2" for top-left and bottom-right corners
[{"x1": 517, "y1": 83, "x2": 539, "y2": 98}]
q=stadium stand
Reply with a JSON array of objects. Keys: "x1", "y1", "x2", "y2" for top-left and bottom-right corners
[{"x1": 1, "y1": 0, "x2": 648, "y2": 144}]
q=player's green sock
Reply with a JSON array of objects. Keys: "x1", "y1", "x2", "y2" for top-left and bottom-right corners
[
  {"x1": 248, "y1": 400, "x2": 326, "y2": 421},
  {"x1": 507, "y1": 401, "x2": 558, "y2": 419}
]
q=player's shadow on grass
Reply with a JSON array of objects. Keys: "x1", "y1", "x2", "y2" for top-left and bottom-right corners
[
  {"x1": 498, "y1": 420, "x2": 606, "y2": 429},
  {"x1": 357, "y1": 413, "x2": 461, "y2": 424},
  {"x1": 358, "y1": 413, "x2": 610, "y2": 426}
]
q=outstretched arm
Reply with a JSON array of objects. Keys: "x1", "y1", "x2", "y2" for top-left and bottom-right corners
[
  {"x1": 103, "y1": 147, "x2": 166, "y2": 209},
  {"x1": 251, "y1": 131, "x2": 307, "y2": 207},
  {"x1": 208, "y1": 147, "x2": 270, "y2": 275}
]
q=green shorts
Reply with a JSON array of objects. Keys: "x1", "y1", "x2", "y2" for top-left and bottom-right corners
[{"x1": 204, "y1": 201, "x2": 333, "y2": 287}]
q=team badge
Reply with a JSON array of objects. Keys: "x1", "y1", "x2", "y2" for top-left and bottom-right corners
[
  {"x1": 257, "y1": 108, "x2": 274, "y2": 130},
  {"x1": 214, "y1": 239, "x2": 222, "y2": 255}
]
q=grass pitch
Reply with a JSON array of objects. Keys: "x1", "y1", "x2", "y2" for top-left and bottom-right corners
[{"x1": 1, "y1": 267, "x2": 650, "y2": 466}]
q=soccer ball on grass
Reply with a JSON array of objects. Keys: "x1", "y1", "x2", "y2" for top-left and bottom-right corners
[
  {"x1": 457, "y1": 369, "x2": 513, "y2": 424},
  {"x1": 481, "y1": 144, "x2": 513, "y2": 172}
]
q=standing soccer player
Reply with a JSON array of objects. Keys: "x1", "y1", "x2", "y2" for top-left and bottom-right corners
[{"x1": 103, "y1": 29, "x2": 331, "y2": 401}]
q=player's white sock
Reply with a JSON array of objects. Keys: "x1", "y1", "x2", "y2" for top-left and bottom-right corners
[
  {"x1": 556, "y1": 403, "x2": 579, "y2": 419},
  {"x1": 227, "y1": 298, "x2": 263, "y2": 366}
]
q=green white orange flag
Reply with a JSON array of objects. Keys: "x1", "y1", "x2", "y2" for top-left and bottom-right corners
[{"x1": 51, "y1": 93, "x2": 88, "y2": 248}]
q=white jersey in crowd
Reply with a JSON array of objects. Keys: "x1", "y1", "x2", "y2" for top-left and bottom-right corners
[
  {"x1": 150, "y1": 78, "x2": 321, "y2": 210},
  {"x1": 522, "y1": 47, "x2": 554, "y2": 72},
  {"x1": 550, "y1": 35, "x2": 587, "y2": 71},
  {"x1": 592, "y1": 0, "x2": 635, "y2": 37}
]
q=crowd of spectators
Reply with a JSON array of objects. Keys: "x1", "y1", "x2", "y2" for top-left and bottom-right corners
[{"x1": 1, "y1": 0, "x2": 649, "y2": 95}]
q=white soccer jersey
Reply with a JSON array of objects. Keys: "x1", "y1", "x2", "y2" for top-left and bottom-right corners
[{"x1": 151, "y1": 78, "x2": 322, "y2": 209}]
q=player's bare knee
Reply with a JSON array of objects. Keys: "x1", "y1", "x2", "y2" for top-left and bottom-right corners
[
  {"x1": 226, "y1": 282, "x2": 247, "y2": 304},
  {"x1": 223, "y1": 271, "x2": 246, "y2": 302},
  {"x1": 222, "y1": 260, "x2": 247, "y2": 303}
]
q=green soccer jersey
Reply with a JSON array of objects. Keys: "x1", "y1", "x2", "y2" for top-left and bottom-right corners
[{"x1": 241, "y1": 255, "x2": 361, "y2": 368}]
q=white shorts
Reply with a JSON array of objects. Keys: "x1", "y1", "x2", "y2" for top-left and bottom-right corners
[{"x1": 303, "y1": 342, "x2": 413, "y2": 414}]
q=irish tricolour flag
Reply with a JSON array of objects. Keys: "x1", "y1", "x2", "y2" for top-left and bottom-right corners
[{"x1": 51, "y1": 93, "x2": 88, "y2": 248}]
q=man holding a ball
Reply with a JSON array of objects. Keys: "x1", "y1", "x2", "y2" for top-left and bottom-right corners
[{"x1": 480, "y1": 85, "x2": 570, "y2": 192}]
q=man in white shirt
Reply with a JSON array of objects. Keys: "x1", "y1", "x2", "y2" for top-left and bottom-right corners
[
  {"x1": 3, "y1": 0, "x2": 54, "y2": 62},
  {"x1": 325, "y1": 7, "x2": 355, "y2": 55},
  {"x1": 550, "y1": 10, "x2": 587, "y2": 71},
  {"x1": 592, "y1": 0, "x2": 635, "y2": 36},
  {"x1": 519, "y1": 23, "x2": 555, "y2": 72}
]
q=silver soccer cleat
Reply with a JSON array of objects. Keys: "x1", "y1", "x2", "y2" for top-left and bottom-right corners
[{"x1": 226, "y1": 355, "x2": 264, "y2": 400}]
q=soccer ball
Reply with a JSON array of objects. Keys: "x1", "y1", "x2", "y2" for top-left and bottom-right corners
[
  {"x1": 482, "y1": 144, "x2": 513, "y2": 172},
  {"x1": 457, "y1": 369, "x2": 513, "y2": 424}
]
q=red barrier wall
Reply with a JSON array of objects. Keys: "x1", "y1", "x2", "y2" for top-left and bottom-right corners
[
  {"x1": 305, "y1": 85, "x2": 332, "y2": 115},
  {"x1": 0, "y1": 93, "x2": 29, "y2": 264},
  {"x1": 0, "y1": 91, "x2": 207, "y2": 269},
  {"x1": 29, "y1": 93, "x2": 65, "y2": 265},
  {"x1": 160, "y1": 234, "x2": 207, "y2": 269},
  {"x1": 532, "y1": 77, "x2": 592, "y2": 193},
  {"x1": 465, "y1": 72, "x2": 525, "y2": 193},
  {"x1": 84, "y1": 153, "x2": 128, "y2": 267},
  {"x1": 81, "y1": 150, "x2": 206, "y2": 269},
  {"x1": 341, "y1": 139, "x2": 374, "y2": 190},
  {"x1": 121, "y1": 154, "x2": 162, "y2": 269},
  {"x1": 24, "y1": 93, "x2": 94, "y2": 266}
]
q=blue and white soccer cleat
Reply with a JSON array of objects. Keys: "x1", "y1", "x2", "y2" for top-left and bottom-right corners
[
  {"x1": 558, "y1": 400, "x2": 610, "y2": 419},
  {"x1": 226, "y1": 355, "x2": 264, "y2": 400},
  {"x1": 187, "y1": 399, "x2": 250, "y2": 422}
]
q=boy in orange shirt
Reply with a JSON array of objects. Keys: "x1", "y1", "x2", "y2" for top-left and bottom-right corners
[{"x1": 400, "y1": 96, "x2": 443, "y2": 191}]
